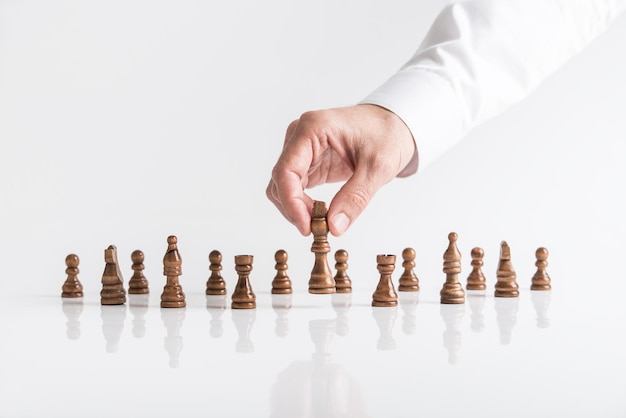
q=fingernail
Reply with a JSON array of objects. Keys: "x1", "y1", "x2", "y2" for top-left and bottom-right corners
[{"x1": 332, "y1": 212, "x2": 350, "y2": 235}]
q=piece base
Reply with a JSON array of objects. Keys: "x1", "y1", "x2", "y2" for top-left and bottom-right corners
[
  {"x1": 440, "y1": 297, "x2": 465, "y2": 304},
  {"x1": 128, "y1": 288, "x2": 149, "y2": 295},
  {"x1": 271, "y1": 288, "x2": 293, "y2": 294},
  {"x1": 231, "y1": 301, "x2": 256, "y2": 309},
  {"x1": 206, "y1": 289, "x2": 227, "y2": 295},
  {"x1": 372, "y1": 300, "x2": 398, "y2": 307},
  {"x1": 335, "y1": 287, "x2": 352, "y2": 294},
  {"x1": 62, "y1": 292, "x2": 83, "y2": 298},
  {"x1": 308, "y1": 287, "x2": 336, "y2": 294},
  {"x1": 398, "y1": 285, "x2": 419, "y2": 292},
  {"x1": 101, "y1": 298, "x2": 126, "y2": 305},
  {"x1": 494, "y1": 291, "x2": 519, "y2": 298},
  {"x1": 531, "y1": 285, "x2": 551, "y2": 291}
]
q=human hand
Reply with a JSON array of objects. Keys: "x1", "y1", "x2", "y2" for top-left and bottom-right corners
[{"x1": 266, "y1": 104, "x2": 416, "y2": 236}]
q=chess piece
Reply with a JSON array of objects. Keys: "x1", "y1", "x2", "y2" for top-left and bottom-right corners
[
  {"x1": 466, "y1": 247, "x2": 487, "y2": 290},
  {"x1": 232, "y1": 255, "x2": 256, "y2": 309},
  {"x1": 372, "y1": 254, "x2": 398, "y2": 307},
  {"x1": 128, "y1": 250, "x2": 149, "y2": 294},
  {"x1": 100, "y1": 245, "x2": 126, "y2": 305},
  {"x1": 308, "y1": 201, "x2": 336, "y2": 294},
  {"x1": 160, "y1": 235, "x2": 186, "y2": 308},
  {"x1": 440, "y1": 232, "x2": 465, "y2": 304},
  {"x1": 398, "y1": 247, "x2": 419, "y2": 291},
  {"x1": 494, "y1": 241, "x2": 519, "y2": 297},
  {"x1": 531, "y1": 247, "x2": 552, "y2": 290},
  {"x1": 272, "y1": 249, "x2": 293, "y2": 294},
  {"x1": 62, "y1": 253, "x2": 83, "y2": 298},
  {"x1": 206, "y1": 250, "x2": 227, "y2": 295},
  {"x1": 333, "y1": 249, "x2": 352, "y2": 293}
]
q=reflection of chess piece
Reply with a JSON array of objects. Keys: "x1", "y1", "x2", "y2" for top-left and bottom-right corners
[
  {"x1": 333, "y1": 249, "x2": 352, "y2": 293},
  {"x1": 440, "y1": 304, "x2": 464, "y2": 364},
  {"x1": 272, "y1": 293, "x2": 293, "y2": 338},
  {"x1": 466, "y1": 247, "x2": 487, "y2": 290},
  {"x1": 128, "y1": 250, "x2": 149, "y2": 294},
  {"x1": 206, "y1": 250, "x2": 227, "y2": 295},
  {"x1": 372, "y1": 306, "x2": 398, "y2": 350},
  {"x1": 399, "y1": 291, "x2": 420, "y2": 335},
  {"x1": 494, "y1": 297, "x2": 519, "y2": 345},
  {"x1": 398, "y1": 247, "x2": 420, "y2": 291},
  {"x1": 531, "y1": 247, "x2": 552, "y2": 290},
  {"x1": 531, "y1": 291, "x2": 551, "y2": 328},
  {"x1": 62, "y1": 254, "x2": 83, "y2": 298},
  {"x1": 331, "y1": 293, "x2": 352, "y2": 337},
  {"x1": 161, "y1": 308, "x2": 185, "y2": 368},
  {"x1": 495, "y1": 241, "x2": 519, "y2": 297},
  {"x1": 100, "y1": 304, "x2": 126, "y2": 353},
  {"x1": 161, "y1": 235, "x2": 186, "y2": 308},
  {"x1": 100, "y1": 245, "x2": 126, "y2": 305},
  {"x1": 309, "y1": 201, "x2": 336, "y2": 294},
  {"x1": 62, "y1": 298, "x2": 83, "y2": 340},
  {"x1": 232, "y1": 308, "x2": 256, "y2": 353},
  {"x1": 467, "y1": 291, "x2": 486, "y2": 332},
  {"x1": 372, "y1": 254, "x2": 398, "y2": 307},
  {"x1": 128, "y1": 294, "x2": 150, "y2": 338},
  {"x1": 206, "y1": 295, "x2": 227, "y2": 338},
  {"x1": 272, "y1": 250, "x2": 292, "y2": 294},
  {"x1": 309, "y1": 319, "x2": 335, "y2": 417},
  {"x1": 440, "y1": 232, "x2": 465, "y2": 304},
  {"x1": 232, "y1": 255, "x2": 256, "y2": 309}
]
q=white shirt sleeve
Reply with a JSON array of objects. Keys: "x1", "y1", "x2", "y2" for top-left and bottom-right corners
[{"x1": 360, "y1": 0, "x2": 626, "y2": 175}]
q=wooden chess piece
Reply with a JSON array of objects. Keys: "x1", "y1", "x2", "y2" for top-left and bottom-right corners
[
  {"x1": 232, "y1": 255, "x2": 256, "y2": 309},
  {"x1": 100, "y1": 245, "x2": 126, "y2": 305},
  {"x1": 398, "y1": 247, "x2": 419, "y2": 291},
  {"x1": 440, "y1": 232, "x2": 465, "y2": 304},
  {"x1": 128, "y1": 249, "x2": 149, "y2": 294},
  {"x1": 62, "y1": 254, "x2": 83, "y2": 298},
  {"x1": 466, "y1": 247, "x2": 487, "y2": 290},
  {"x1": 308, "y1": 201, "x2": 336, "y2": 294},
  {"x1": 494, "y1": 240, "x2": 519, "y2": 297},
  {"x1": 271, "y1": 249, "x2": 292, "y2": 294},
  {"x1": 531, "y1": 247, "x2": 552, "y2": 290},
  {"x1": 372, "y1": 254, "x2": 398, "y2": 307},
  {"x1": 160, "y1": 235, "x2": 186, "y2": 308},
  {"x1": 334, "y1": 249, "x2": 352, "y2": 293},
  {"x1": 206, "y1": 250, "x2": 227, "y2": 295}
]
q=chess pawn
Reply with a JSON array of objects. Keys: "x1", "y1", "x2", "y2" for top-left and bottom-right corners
[
  {"x1": 128, "y1": 250, "x2": 149, "y2": 294},
  {"x1": 372, "y1": 254, "x2": 398, "y2": 307},
  {"x1": 62, "y1": 253, "x2": 83, "y2": 298},
  {"x1": 308, "y1": 201, "x2": 336, "y2": 294},
  {"x1": 440, "y1": 232, "x2": 465, "y2": 304},
  {"x1": 100, "y1": 245, "x2": 126, "y2": 305},
  {"x1": 206, "y1": 250, "x2": 227, "y2": 295},
  {"x1": 494, "y1": 241, "x2": 519, "y2": 297},
  {"x1": 334, "y1": 249, "x2": 352, "y2": 293},
  {"x1": 271, "y1": 249, "x2": 293, "y2": 294},
  {"x1": 160, "y1": 235, "x2": 186, "y2": 308},
  {"x1": 232, "y1": 255, "x2": 256, "y2": 309},
  {"x1": 398, "y1": 247, "x2": 419, "y2": 291},
  {"x1": 466, "y1": 247, "x2": 487, "y2": 290},
  {"x1": 531, "y1": 247, "x2": 552, "y2": 290}
]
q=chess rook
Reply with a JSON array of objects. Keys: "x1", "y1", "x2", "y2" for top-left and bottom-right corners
[
  {"x1": 232, "y1": 255, "x2": 256, "y2": 309},
  {"x1": 308, "y1": 201, "x2": 336, "y2": 294},
  {"x1": 531, "y1": 247, "x2": 552, "y2": 290},
  {"x1": 334, "y1": 249, "x2": 352, "y2": 293},
  {"x1": 440, "y1": 232, "x2": 465, "y2": 304},
  {"x1": 271, "y1": 249, "x2": 292, "y2": 294},
  {"x1": 466, "y1": 247, "x2": 487, "y2": 290},
  {"x1": 100, "y1": 245, "x2": 127, "y2": 305},
  {"x1": 62, "y1": 253, "x2": 83, "y2": 298},
  {"x1": 398, "y1": 247, "x2": 419, "y2": 292},
  {"x1": 128, "y1": 249, "x2": 149, "y2": 294},
  {"x1": 372, "y1": 254, "x2": 398, "y2": 307},
  {"x1": 206, "y1": 250, "x2": 227, "y2": 295},
  {"x1": 494, "y1": 241, "x2": 519, "y2": 297},
  {"x1": 160, "y1": 235, "x2": 186, "y2": 308}
]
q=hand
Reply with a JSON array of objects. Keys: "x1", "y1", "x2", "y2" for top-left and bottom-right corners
[{"x1": 267, "y1": 104, "x2": 416, "y2": 236}]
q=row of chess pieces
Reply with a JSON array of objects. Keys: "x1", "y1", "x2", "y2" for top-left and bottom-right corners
[{"x1": 60, "y1": 231, "x2": 552, "y2": 308}]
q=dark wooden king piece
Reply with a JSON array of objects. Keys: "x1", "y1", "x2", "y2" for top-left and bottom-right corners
[
  {"x1": 160, "y1": 235, "x2": 186, "y2": 308},
  {"x1": 308, "y1": 201, "x2": 336, "y2": 294},
  {"x1": 440, "y1": 232, "x2": 465, "y2": 304}
]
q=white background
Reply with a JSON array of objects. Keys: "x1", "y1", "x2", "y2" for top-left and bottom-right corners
[{"x1": 1, "y1": 1, "x2": 625, "y2": 417}]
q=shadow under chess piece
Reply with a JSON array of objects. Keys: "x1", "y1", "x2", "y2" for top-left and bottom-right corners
[
  {"x1": 466, "y1": 247, "x2": 487, "y2": 290},
  {"x1": 272, "y1": 249, "x2": 292, "y2": 294},
  {"x1": 161, "y1": 308, "x2": 185, "y2": 368},
  {"x1": 308, "y1": 201, "x2": 336, "y2": 294},
  {"x1": 331, "y1": 293, "x2": 352, "y2": 337},
  {"x1": 101, "y1": 304, "x2": 126, "y2": 353},
  {"x1": 232, "y1": 255, "x2": 256, "y2": 309},
  {"x1": 531, "y1": 247, "x2": 552, "y2": 290},
  {"x1": 128, "y1": 249, "x2": 149, "y2": 294},
  {"x1": 440, "y1": 304, "x2": 465, "y2": 365},
  {"x1": 62, "y1": 254, "x2": 83, "y2": 298},
  {"x1": 232, "y1": 308, "x2": 256, "y2": 353},
  {"x1": 399, "y1": 291, "x2": 420, "y2": 335},
  {"x1": 398, "y1": 247, "x2": 420, "y2": 291},
  {"x1": 100, "y1": 245, "x2": 126, "y2": 305},
  {"x1": 494, "y1": 297, "x2": 519, "y2": 345},
  {"x1": 62, "y1": 298, "x2": 83, "y2": 340},
  {"x1": 372, "y1": 306, "x2": 398, "y2": 350},
  {"x1": 333, "y1": 249, "x2": 352, "y2": 293},
  {"x1": 372, "y1": 254, "x2": 398, "y2": 307},
  {"x1": 272, "y1": 293, "x2": 292, "y2": 338},
  {"x1": 161, "y1": 235, "x2": 186, "y2": 308},
  {"x1": 206, "y1": 250, "x2": 227, "y2": 295},
  {"x1": 206, "y1": 294, "x2": 227, "y2": 338},
  {"x1": 495, "y1": 241, "x2": 519, "y2": 297},
  {"x1": 128, "y1": 293, "x2": 150, "y2": 338},
  {"x1": 440, "y1": 232, "x2": 465, "y2": 304},
  {"x1": 531, "y1": 290, "x2": 551, "y2": 328},
  {"x1": 467, "y1": 290, "x2": 486, "y2": 332}
]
